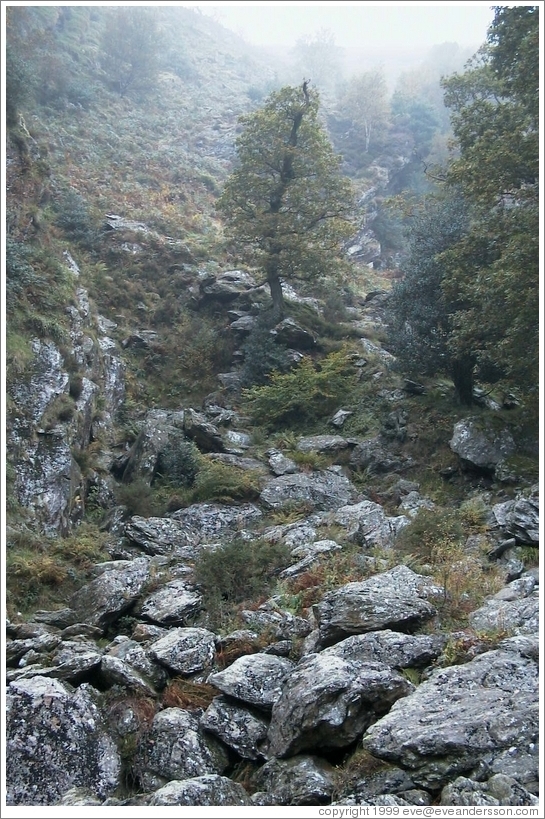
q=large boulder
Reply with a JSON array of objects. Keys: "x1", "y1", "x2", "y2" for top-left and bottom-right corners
[
  {"x1": 207, "y1": 654, "x2": 295, "y2": 711},
  {"x1": 148, "y1": 628, "x2": 216, "y2": 675},
  {"x1": 149, "y1": 775, "x2": 251, "y2": 806},
  {"x1": 170, "y1": 502, "x2": 263, "y2": 545},
  {"x1": 124, "y1": 516, "x2": 195, "y2": 556},
  {"x1": 68, "y1": 558, "x2": 151, "y2": 631},
  {"x1": 331, "y1": 499, "x2": 410, "y2": 549},
  {"x1": 119, "y1": 409, "x2": 186, "y2": 484},
  {"x1": 251, "y1": 755, "x2": 336, "y2": 805},
  {"x1": 200, "y1": 696, "x2": 269, "y2": 760},
  {"x1": 363, "y1": 649, "x2": 539, "y2": 789},
  {"x1": 314, "y1": 566, "x2": 441, "y2": 647},
  {"x1": 137, "y1": 578, "x2": 202, "y2": 626},
  {"x1": 322, "y1": 630, "x2": 445, "y2": 670},
  {"x1": 490, "y1": 488, "x2": 539, "y2": 545},
  {"x1": 260, "y1": 468, "x2": 359, "y2": 512},
  {"x1": 267, "y1": 653, "x2": 413, "y2": 758},
  {"x1": 133, "y1": 708, "x2": 229, "y2": 792},
  {"x1": 449, "y1": 417, "x2": 516, "y2": 474},
  {"x1": 197, "y1": 269, "x2": 258, "y2": 305},
  {"x1": 6, "y1": 677, "x2": 121, "y2": 805}
]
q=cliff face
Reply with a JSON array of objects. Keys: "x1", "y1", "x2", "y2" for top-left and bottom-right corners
[{"x1": 4, "y1": 6, "x2": 540, "y2": 810}]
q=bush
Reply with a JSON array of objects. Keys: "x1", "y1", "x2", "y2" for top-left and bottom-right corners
[
  {"x1": 242, "y1": 347, "x2": 357, "y2": 429},
  {"x1": 116, "y1": 478, "x2": 162, "y2": 517},
  {"x1": 240, "y1": 318, "x2": 291, "y2": 387},
  {"x1": 155, "y1": 437, "x2": 201, "y2": 487},
  {"x1": 194, "y1": 537, "x2": 292, "y2": 627},
  {"x1": 52, "y1": 188, "x2": 98, "y2": 248},
  {"x1": 189, "y1": 460, "x2": 262, "y2": 504}
]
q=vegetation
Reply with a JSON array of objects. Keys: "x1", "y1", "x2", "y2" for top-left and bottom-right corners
[{"x1": 217, "y1": 84, "x2": 355, "y2": 315}]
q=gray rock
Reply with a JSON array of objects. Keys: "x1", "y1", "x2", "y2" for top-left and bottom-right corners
[
  {"x1": 138, "y1": 578, "x2": 202, "y2": 625},
  {"x1": 240, "y1": 601, "x2": 312, "y2": 640},
  {"x1": 120, "y1": 409, "x2": 186, "y2": 484},
  {"x1": 335, "y1": 766, "x2": 417, "y2": 805},
  {"x1": 56, "y1": 786, "x2": 103, "y2": 805},
  {"x1": 104, "y1": 637, "x2": 167, "y2": 689},
  {"x1": 272, "y1": 317, "x2": 317, "y2": 349},
  {"x1": 149, "y1": 628, "x2": 216, "y2": 675},
  {"x1": 267, "y1": 653, "x2": 413, "y2": 758},
  {"x1": 468, "y1": 594, "x2": 539, "y2": 636},
  {"x1": 322, "y1": 630, "x2": 445, "y2": 669},
  {"x1": 260, "y1": 469, "x2": 359, "y2": 512},
  {"x1": 200, "y1": 696, "x2": 269, "y2": 759},
  {"x1": 198, "y1": 269, "x2": 257, "y2": 304},
  {"x1": 491, "y1": 489, "x2": 539, "y2": 545},
  {"x1": 440, "y1": 774, "x2": 539, "y2": 806},
  {"x1": 450, "y1": 418, "x2": 516, "y2": 473},
  {"x1": 267, "y1": 449, "x2": 298, "y2": 476},
  {"x1": 315, "y1": 566, "x2": 440, "y2": 647},
  {"x1": 208, "y1": 654, "x2": 295, "y2": 711},
  {"x1": 170, "y1": 502, "x2": 262, "y2": 545},
  {"x1": 330, "y1": 409, "x2": 353, "y2": 427},
  {"x1": 99, "y1": 655, "x2": 158, "y2": 697},
  {"x1": 349, "y1": 436, "x2": 407, "y2": 475},
  {"x1": 252, "y1": 755, "x2": 336, "y2": 805},
  {"x1": 296, "y1": 434, "x2": 351, "y2": 454},
  {"x1": 133, "y1": 708, "x2": 229, "y2": 792},
  {"x1": 149, "y1": 775, "x2": 251, "y2": 806},
  {"x1": 183, "y1": 408, "x2": 225, "y2": 452},
  {"x1": 6, "y1": 677, "x2": 121, "y2": 805},
  {"x1": 124, "y1": 516, "x2": 194, "y2": 556},
  {"x1": 363, "y1": 649, "x2": 539, "y2": 789},
  {"x1": 331, "y1": 499, "x2": 410, "y2": 549},
  {"x1": 68, "y1": 557, "x2": 151, "y2": 630}
]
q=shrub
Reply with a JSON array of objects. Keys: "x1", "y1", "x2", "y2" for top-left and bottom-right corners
[
  {"x1": 194, "y1": 538, "x2": 292, "y2": 627},
  {"x1": 115, "y1": 478, "x2": 162, "y2": 517},
  {"x1": 240, "y1": 318, "x2": 291, "y2": 387},
  {"x1": 189, "y1": 459, "x2": 262, "y2": 504},
  {"x1": 155, "y1": 437, "x2": 201, "y2": 488},
  {"x1": 52, "y1": 188, "x2": 98, "y2": 248},
  {"x1": 242, "y1": 347, "x2": 357, "y2": 429}
]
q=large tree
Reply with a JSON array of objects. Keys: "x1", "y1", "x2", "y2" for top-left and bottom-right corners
[{"x1": 217, "y1": 84, "x2": 355, "y2": 316}]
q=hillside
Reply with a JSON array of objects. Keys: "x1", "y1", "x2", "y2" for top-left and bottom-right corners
[{"x1": 4, "y1": 5, "x2": 540, "y2": 811}]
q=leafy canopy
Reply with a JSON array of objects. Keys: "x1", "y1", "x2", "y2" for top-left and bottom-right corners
[{"x1": 217, "y1": 84, "x2": 355, "y2": 314}]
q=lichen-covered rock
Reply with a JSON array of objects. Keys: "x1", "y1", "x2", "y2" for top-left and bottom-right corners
[
  {"x1": 267, "y1": 653, "x2": 413, "y2": 758},
  {"x1": 240, "y1": 601, "x2": 312, "y2": 640},
  {"x1": 440, "y1": 774, "x2": 539, "y2": 806},
  {"x1": 149, "y1": 627, "x2": 216, "y2": 675},
  {"x1": 322, "y1": 630, "x2": 445, "y2": 670},
  {"x1": 138, "y1": 578, "x2": 202, "y2": 625},
  {"x1": 200, "y1": 695, "x2": 269, "y2": 759},
  {"x1": 260, "y1": 468, "x2": 359, "y2": 512},
  {"x1": 296, "y1": 434, "x2": 351, "y2": 454},
  {"x1": 104, "y1": 637, "x2": 168, "y2": 689},
  {"x1": 251, "y1": 755, "x2": 336, "y2": 805},
  {"x1": 125, "y1": 516, "x2": 195, "y2": 556},
  {"x1": 271, "y1": 317, "x2": 317, "y2": 349},
  {"x1": 363, "y1": 650, "x2": 539, "y2": 789},
  {"x1": 170, "y1": 501, "x2": 262, "y2": 544},
  {"x1": 331, "y1": 499, "x2": 410, "y2": 548},
  {"x1": 449, "y1": 417, "x2": 516, "y2": 473},
  {"x1": 490, "y1": 489, "x2": 539, "y2": 545},
  {"x1": 149, "y1": 775, "x2": 251, "y2": 806},
  {"x1": 468, "y1": 594, "x2": 539, "y2": 636},
  {"x1": 133, "y1": 708, "x2": 229, "y2": 792},
  {"x1": 349, "y1": 436, "x2": 407, "y2": 475},
  {"x1": 6, "y1": 677, "x2": 121, "y2": 805},
  {"x1": 68, "y1": 557, "x2": 151, "y2": 630},
  {"x1": 207, "y1": 654, "x2": 295, "y2": 711},
  {"x1": 314, "y1": 566, "x2": 441, "y2": 647},
  {"x1": 267, "y1": 448, "x2": 298, "y2": 476}
]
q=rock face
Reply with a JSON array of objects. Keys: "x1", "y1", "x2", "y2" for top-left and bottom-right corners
[
  {"x1": 314, "y1": 566, "x2": 441, "y2": 647},
  {"x1": 363, "y1": 649, "x2": 539, "y2": 789},
  {"x1": 6, "y1": 677, "x2": 121, "y2": 805},
  {"x1": 267, "y1": 653, "x2": 413, "y2": 757},
  {"x1": 260, "y1": 469, "x2": 359, "y2": 511}
]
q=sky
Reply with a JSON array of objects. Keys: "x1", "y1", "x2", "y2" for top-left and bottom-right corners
[{"x1": 190, "y1": 1, "x2": 497, "y2": 50}]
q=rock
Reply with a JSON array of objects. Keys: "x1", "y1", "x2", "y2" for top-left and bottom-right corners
[
  {"x1": 207, "y1": 654, "x2": 295, "y2": 711},
  {"x1": 149, "y1": 628, "x2": 216, "y2": 675},
  {"x1": 124, "y1": 516, "x2": 194, "y2": 556},
  {"x1": 149, "y1": 775, "x2": 251, "y2": 806},
  {"x1": 468, "y1": 594, "x2": 539, "y2": 636},
  {"x1": 198, "y1": 269, "x2": 257, "y2": 305},
  {"x1": 363, "y1": 649, "x2": 539, "y2": 789},
  {"x1": 252, "y1": 755, "x2": 336, "y2": 805},
  {"x1": 138, "y1": 578, "x2": 202, "y2": 625},
  {"x1": 267, "y1": 448, "x2": 298, "y2": 476},
  {"x1": 331, "y1": 499, "x2": 410, "y2": 549},
  {"x1": 260, "y1": 469, "x2": 359, "y2": 512},
  {"x1": 240, "y1": 601, "x2": 312, "y2": 640},
  {"x1": 170, "y1": 502, "x2": 262, "y2": 545},
  {"x1": 322, "y1": 630, "x2": 445, "y2": 669},
  {"x1": 104, "y1": 638, "x2": 167, "y2": 689},
  {"x1": 56, "y1": 786, "x2": 103, "y2": 805},
  {"x1": 99, "y1": 655, "x2": 158, "y2": 697},
  {"x1": 68, "y1": 558, "x2": 151, "y2": 630},
  {"x1": 449, "y1": 417, "x2": 516, "y2": 473},
  {"x1": 267, "y1": 653, "x2": 413, "y2": 757},
  {"x1": 335, "y1": 766, "x2": 417, "y2": 805},
  {"x1": 360, "y1": 337, "x2": 396, "y2": 365},
  {"x1": 296, "y1": 434, "x2": 351, "y2": 454},
  {"x1": 120, "y1": 409, "x2": 186, "y2": 484},
  {"x1": 440, "y1": 774, "x2": 539, "y2": 806},
  {"x1": 133, "y1": 708, "x2": 229, "y2": 792},
  {"x1": 349, "y1": 436, "x2": 408, "y2": 475},
  {"x1": 200, "y1": 695, "x2": 269, "y2": 760},
  {"x1": 271, "y1": 317, "x2": 317, "y2": 349},
  {"x1": 6, "y1": 677, "x2": 121, "y2": 805},
  {"x1": 183, "y1": 408, "x2": 225, "y2": 452},
  {"x1": 330, "y1": 409, "x2": 353, "y2": 427},
  {"x1": 490, "y1": 489, "x2": 539, "y2": 545},
  {"x1": 314, "y1": 566, "x2": 441, "y2": 647}
]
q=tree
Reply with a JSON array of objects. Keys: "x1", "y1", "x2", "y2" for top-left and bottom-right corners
[
  {"x1": 339, "y1": 71, "x2": 390, "y2": 154},
  {"x1": 387, "y1": 192, "x2": 482, "y2": 405},
  {"x1": 100, "y1": 7, "x2": 161, "y2": 96},
  {"x1": 217, "y1": 84, "x2": 355, "y2": 316},
  {"x1": 440, "y1": 5, "x2": 539, "y2": 391},
  {"x1": 292, "y1": 28, "x2": 343, "y2": 94}
]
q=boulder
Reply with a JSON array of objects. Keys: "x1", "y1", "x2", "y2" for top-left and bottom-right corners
[
  {"x1": 331, "y1": 499, "x2": 410, "y2": 549},
  {"x1": 138, "y1": 578, "x2": 202, "y2": 625},
  {"x1": 124, "y1": 516, "x2": 195, "y2": 556},
  {"x1": 149, "y1": 775, "x2": 251, "y2": 806},
  {"x1": 133, "y1": 708, "x2": 229, "y2": 792},
  {"x1": 322, "y1": 630, "x2": 445, "y2": 670},
  {"x1": 120, "y1": 409, "x2": 186, "y2": 484},
  {"x1": 363, "y1": 649, "x2": 539, "y2": 789},
  {"x1": 267, "y1": 653, "x2": 413, "y2": 758},
  {"x1": 314, "y1": 566, "x2": 441, "y2": 647},
  {"x1": 148, "y1": 628, "x2": 216, "y2": 675},
  {"x1": 267, "y1": 448, "x2": 298, "y2": 476},
  {"x1": 6, "y1": 677, "x2": 121, "y2": 805},
  {"x1": 207, "y1": 654, "x2": 295, "y2": 711},
  {"x1": 468, "y1": 594, "x2": 539, "y2": 636},
  {"x1": 449, "y1": 417, "x2": 516, "y2": 473},
  {"x1": 440, "y1": 774, "x2": 539, "y2": 806},
  {"x1": 349, "y1": 436, "x2": 408, "y2": 475},
  {"x1": 200, "y1": 695, "x2": 269, "y2": 760},
  {"x1": 68, "y1": 558, "x2": 151, "y2": 630},
  {"x1": 198, "y1": 269, "x2": 257, "y2": 304},
  {"x1": 170, "y1": 502, "x2": 262, "y2": 545},
  {"x1": 490, "y1": 489, "x2": 539, "y2": 545},
  {"x1": 240, "y1": 601, "x2": 312, "y2": 640},
  {"x1": 260, "y1": 468, "x2": 359, "y2": 512},
  {"x1": 251, "y1": 755, "x2": 336, "y2": 805},
  {"x1": 103, "y1": 637, "x2": 167, "y2": 689},
  {"x1": 271, "y1": 317, "x2": 317, "y2": 349},
  {"x1": 296, "y1": 434, "x2": 352, "y2": 454},
  {"x1": 182, "y1": 408, "x2": 225, "y2": 452}
]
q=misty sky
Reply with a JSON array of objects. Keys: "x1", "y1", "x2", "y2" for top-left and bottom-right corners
[{"x1": 192, "y1": 1, "x2": 496, "y2": 50}]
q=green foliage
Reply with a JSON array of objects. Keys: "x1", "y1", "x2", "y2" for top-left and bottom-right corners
[
  {"x1": 115, "y1": 479, "x2": 162, "y2": 518},
  {"x1": 155, "y1": 437, "x2": 201, "y2": 488},
  {"x1": 239, "y1": 317, "x2": 291, "y2": 387},
  {"x1": 217, "y1": 84, "x2": 355, "y2": 314},
  {"x1": 194, "y1": 538, "x2": 292, "y2": 627},
  {"x1": 292, "y1": 28, "x2": 343, "y2": 93},
  {"x1": 189, "y1": 460, "x2": 263, "y2": 504},
  {"x1": 100, "y1": 7, "x2": 161, "y2": 96},
  {"x1": 52, "y1": 188, "x2": 99, "y2": 248},
  {"x1": 338, "y1": 70, "x2": 390, "y2": 154},
  {"x1": 242, "y1": 347, "x2": 357, "y2": 429}
]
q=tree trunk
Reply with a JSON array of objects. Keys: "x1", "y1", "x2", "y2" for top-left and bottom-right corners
[
  {"x1": 267, "y1": 261, "x2": 284, "y2": 318},
  {"x1": 451, "y1": 357, "x2": 474, "y2": 405}
]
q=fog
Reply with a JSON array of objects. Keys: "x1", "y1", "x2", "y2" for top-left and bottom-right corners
[{"x1": 193, "y1": 1, "x2": 495, "y2": 50}]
